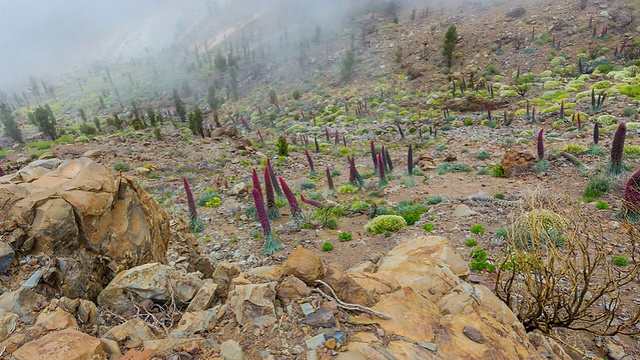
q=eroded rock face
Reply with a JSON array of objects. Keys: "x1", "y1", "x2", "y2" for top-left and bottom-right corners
[{"x1": 0, "y1": 158, "x2": 170, "y2": 300}]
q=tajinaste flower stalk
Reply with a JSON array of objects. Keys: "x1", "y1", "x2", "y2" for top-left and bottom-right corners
[
  {"x1": 342, "y1": 135, "x2": 347, "y2": 147},
  {"x1": 314, "y1": 137, "x2": 319, "y2": 153},
  {"x1": 252, "y1": 188, "x2": 284, "y2": 255},
  {"x1": 380, "y1": 145, "x2": 388, "y2": 174},
  {"x1": 593, "y1": 122, "x2": 599, "y2": 144},
  {"x1": 378, "y1": 153, "x2": 388, "y2": 187},
  {"x1": 183, "y1": 178, "x2": 204, "y2": 233},
  {"x1": 334, "y1": 130, "x2": 339, "y2": 145},
  {"x1": 300, "y1": 194, "x2": 324, "y2": 209},
  {"x1": 325, "y1": 127, "x2": 330, "y2": 142},
  {"x1": 609, "y1": 123, "x2": 627, "y2": 175},
  {"x1": 577, "y1": 113, "x2": 582, "y2": 131},
  {"x1": 385, "y1": 147, "x2": 393, "y2": 173},
  {"x1": 278, "y1": 177, "x2": 307, "y2": 226},
  {"x1": 623, "y1": 168, "x2": 640, "y2": 214},
  {"x1": 370, "y1": 141, "x2": 378, "y2": 174},
  {"x1": 396, "y1": 121, "x2": 405, "y2": 139},
  {"x1": 326, "y1": 167, "x2": 335, "y2": 192},
  {"x1": 267, "y1": 158, "x2": 285, "y2": 199},
  {"x1": 349, "y1": 157, "x2": 365, "y2": 188},
  {"x1": 405, "y1": 144, "x2": 416, "y2": 188},
  {"x1": 252, "y1": 169, "x2": 263, "y2": 199},
  {"x1": 304, "y1": 150, "x2": 317, "y2": 177},
  {"x1": 537, "y1": 129, "x2": 544, "y2": 160},
  {"x1": 264, "y1": 167, "x2": 280, "y2": 220}
]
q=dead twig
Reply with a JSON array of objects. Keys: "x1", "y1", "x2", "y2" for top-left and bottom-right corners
[{"x1": 312, "y1": 280, "x2": 391, "y2": 319}]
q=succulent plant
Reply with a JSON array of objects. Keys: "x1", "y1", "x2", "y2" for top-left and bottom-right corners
[
  {"x1": 183, "y1": 178, "x2": 204, "y2": 233},
  {"x1": 263, "y1": 167, "x2": 280, "y2": 220},
  {"x1": 609, "y1": 123, "x2": 627, "y2": 176},
  {"x1": 304, "y1": 150, "x2": 317, "y2": 177},
  {"x1": 278, "y1": 177, "x2": 307, "y2": 226},
  {"x1": 252, "y1": 188, "x2": 284, "y2": 255}
]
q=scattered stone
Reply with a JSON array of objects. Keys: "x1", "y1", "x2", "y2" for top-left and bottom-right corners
[
  {"x1": 13, "y1": 329, "x2": 106, "y2": 360},
  {"x1": 227, "y1": 282, "x2": 277, "y2": 326},
  {"x1": 281, "y1": 246, "x2": 325, "y2": 285},
  {"x1": 99, "y1": 338, "x2": 122, "y2": 359},
  {"x1": 462, "y1": 326, "x2": 486, "y2": 344},
  {"x1": 327, "y1": 332, "x2": 345, "y2": 346},
  {"x1": 277, "y1": 275, "x2": 311, "y2": 304},
  {"x1": 186, "y1": 282, "x2": 218, "y2": 312},
  {"x1": 302, "y1": 308, "x2": 336, "y2": 328},
  {"x1": 170, "y1": 309, "x2": 217, "y2": 339},
  {"x1": 0, "y1": 287, "x2": 46, "y2": 317},
  {"x1": 102, "y1": 318, "x2": 155, "y2": 346},
  {"x1": 452, "y1": 204, "x2": 477, "y2": 218},
  {"x1": 212, "y1": 262, "x2": 241, "y2": 299},
  {"x1": 34, "y1": 309, "x2": 78, "y2": 332},
  {"x1": 306, "y1": 333, "x2": 326, "y2": 349},
  {"x1": 143, "y1": 338, "x2": 208, "y2": 358},
  {"x1": 300, "y1": 303, "x2": 314, "y2": 316},
  {"x1": 220, "y1": 339, "x2": 247, "y2": 360},
  {"x1": 323, "y1": 267, "x2": 372, "y2": 306},
  {"x1": 228, "y1": 182, "x2": 247, "y2": 196},
  {"x1": 606, "y1": 339, "x2": 626, "y2": 360},
  {"x1": 252, "y1": 315, "x2": 277, "y2": 328},
  {"x1": 121, "y1": 348, "x2": 156, "y2": 360},
  {"x1": 0, "y1": 242, "x2": 15, "y2": 272},
  {"x1": 0, "y1": 311, "x2": 19, "y2": 342}
]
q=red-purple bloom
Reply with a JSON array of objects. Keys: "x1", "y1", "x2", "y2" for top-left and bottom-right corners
[
  {"x1": 252, "y1": 169, "x2": 263, "y2": 199},
  {"x1": 326, "y1": 167, "x2": 335, "y2": 191},
  {"x1": 278, "y1": 177, "x2": 306, "y2": 225},
  {"x1": 610, "y1": 123, "x2": 627, "y2": 175},
  {"x1": 264, "y1": 167, "x2": 280, "y2": 220},
  {"x1": 537, "y1": 129, "x2": 544, "y2": 160},
  {"x1": 267, "y1": 158, "x2": 284, "y2": 198},
  {"x1": 301, "y1": 194, "x2": 323, "y2": 209},
  {"x1": 252, "y1": 188, "x2": 284, "y2": 255},
  {"x1": 378, "y1": 153, "x2": 387, "y2": 186},
  {"x1": 304, "y1": 150, "x2": 317, "y2": 177},
  {"x1": 623, "y1": 168, "x2": 640, "y2": 214},
  {"x1": 370, "y1": 141, "x2": 378, "y2": 174},
  {"x1": 183, "y1": 178, "x2": 204, "y2": 233}
]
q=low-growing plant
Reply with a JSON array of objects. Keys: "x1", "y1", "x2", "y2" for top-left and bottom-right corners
[
  {"x1": 470, "y1": 247, "x2": 495, "y2": 272},
  {"x1": 321, "y1": 241, "x2": 334, "y2": 252},
  {"x1": 338, "y1": 231, "x2": 353, "y2": 242},
  {"x1": 612, "y1": 255, "x2": 629, "y2": 266},
  {"x1": 465, "y1": 238, "x2": 478, "y2": 246},
  {"x1": 113, "y1": 162, "x2": 130, "y2": 172},
  {"x1": 584, "y1": 173, "x2": 610, "y2": 198},
  {"x1": 595, "y1": 201, "x2": 609, "y2": 210},
  {"x1": 470, "y1": 224, "x2": 485, "y2": 234},
  {"x1": 437, "y1": 162, "x2": 471, "y2": 175},
  {"x1": 422, "y1": 223, "x2": 435, "y2": 232},
  {"x1": 365, "y1": 215, "x2": 407, "y2": 235}
]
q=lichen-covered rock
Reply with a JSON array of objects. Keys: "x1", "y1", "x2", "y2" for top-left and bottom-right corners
[
  {"x1": 0, "y1": 158, "x2": 170, "y2": 301},
  {"x1": 97, "y1": 263, "x2": 203, "y2": 314}
]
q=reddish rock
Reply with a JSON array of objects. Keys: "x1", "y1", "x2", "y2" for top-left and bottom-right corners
[{"x1": 501, "y1": 150, "x2": 535, "y2": 177}]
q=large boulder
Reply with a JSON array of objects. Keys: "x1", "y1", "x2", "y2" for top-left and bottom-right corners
[
  {"x1": 97, "y1": 263, "x2": 204, "y2": 314},
  {"x1": 339, "y1": 236, "x2": 570, "y2": 360},
  {"x1": 12, "y1": 328, "x2": 106, "y2": 360},
  {"x1": 0, "y1": 158, "x2": 170, "y2": 300}
]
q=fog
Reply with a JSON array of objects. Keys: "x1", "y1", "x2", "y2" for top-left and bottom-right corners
[
  {"x1": 0, "y1": 0, "x2": 437, "y2": 97},
  {"x1": 0, "y1": 0, "x2": 209, "y2": 89}
]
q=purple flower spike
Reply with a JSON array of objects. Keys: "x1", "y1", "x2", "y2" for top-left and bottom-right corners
[
  {"x1": 278, "y1": 177, "x2": 306, "y2": 226},
  {"x1": 264, "y1": 167, "x2": 280, "y2": 220},
  {"x1": 610, "y1": 123, "x2": 627, "y2": 175},
  {"x1": 537, "y1": 129, "x2": 544, "y2": 160},
  {"x1": 252, "y1": 188, "x2": 284, "y2": 255},
  {"x1": 183, "y1": 178, "x2": 203, "y2": 233},
  {"x1": 252, "y1": 169, "x2": 263, "y2": 199},
  {"x1": 301, "y1": 194, "x2": 324, "y2": 209}
]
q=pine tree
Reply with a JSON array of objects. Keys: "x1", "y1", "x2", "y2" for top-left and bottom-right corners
[
  {"x1": 78, "y1": 108, "x2": 88, "y2": 122},
  {"x1": 442, "y1": 25, "x2": 459, "y2": 68},
  {"x1": 188, "y1": 106, "x2": 204, "y2": 138},
  {"x1": 28, "y1": 105, "x2": 58, "y2": 140},
  {"x1": 173, "y1": 89, "x2": 187, "y2": 122},
  {"x1": 0, "y1": 103, "x2": 23, "y2": 143}
]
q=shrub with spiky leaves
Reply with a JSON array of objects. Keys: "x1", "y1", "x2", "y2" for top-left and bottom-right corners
[
  {"x1": 609, "y1": 123, "x2": 627, "y2": 176},
  {"x1": 348, "y1": 156, "x2": 365, "y2": 188},
  {"x1": 183, "y1": 178, "x2": 204, "y2": 233},
  {"x1": 263, "y1": 167, "x2": 280, "y2": 220},
  {"x1": 278, "y1": 177, "x2": 307, "y2": 226},
  {"x1": 378, "y1": 153, "x2": 388, "y2": 187},
  {"x1": 304, "y1": 150, "x2": 317, "y2": 177},
  {"x1": 252, "y1": 188, "x2": 284, "y2": 255}
]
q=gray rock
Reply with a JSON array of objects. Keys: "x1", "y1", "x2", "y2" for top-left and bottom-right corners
[
  {"x1": 0, "y1": 242, "x2": 14, "y2": 272},
  {"x1": 0, "y1": 310, "x2": 19, "y2": 342},
  {"x1": 186, "y1": 282, "x2": 218, "y2": 312},
  {"x1": 220, "y1": 339, "x2": 247, "y2": 360},
  {"x1": 463, "y1": 326, "x2": 486, "y2": 344},
  {"x1": 0, "y1": 287, "x2": 46, "y2": 317},
  {"x1": 302, "y1": 308, "x2": 335, "y2": 328},
  {"x1": 227, "y1": 283, "x2": 277, "y2": 326},
  {"x1": 606, "y1": 340, "x2": 626, "y2": 360},
  {"x1": 305, "y1": 333, "x2": 326, "y2": 349}
]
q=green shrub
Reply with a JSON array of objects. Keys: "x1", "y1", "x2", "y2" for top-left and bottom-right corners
[
  {"x1": 476, "y1": 151, "x2": 492, "y2": 160},
  {"x1": 338, "y1": 232, "x2": 353, "y2": 242},
  {"x1": 470, "y1": 248, "x2": 495, "y2": 272},
  {"x1": 422, "y1": 223, "x2": 435, "y2": 232},
  {"x1": 392, "y1": 200, "x2": 429, "y2": 225},
  {"x1": 465, "y1": 238, "x2": 478, "y2": 246},
  {"x1": 113, "y1": 162, "x2": 130, "y2": 172},
  {"x1": 321, "y1": 241, "x2": 334, "y2": 252},
  {"x1": 509, "y1": 209, "x2": 568, "y2": 248},
  {"x1": 583, "y1": 173, "x2": 610, "y2": 198},
  {"x1": 494, "y1": 193, "x2": 505, "y2": 200},
  {"x1": 425, "y1": 195, "x2": 443, "y2": 205},
  {"x1": 437, "y1": 162, "x2": 471, "y2": 175},
  {"x1": 595, "y1": 201, "x2": 609, "y2": 210},
  {"x1": 365, "y1": 215, "x2": 407, "y2": 235},
  {"x1": 492, "y1": 164, "x2": 506, "y2": 178},
  {"x1": 338, "y1": 184, "x2": 359, "y2": 194},
  {"x1": 470, "y1": 224, "x2": 485, "y2": 234},
  {"x1": 613, "y1": 255, "x2": 629, "y2": 266},
  {"x1": 276, "y1": 136, "x2": 289, "y2": 156},
  {"x1": 300, "y1": 181, "x2": 316, "y2": 190}
]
